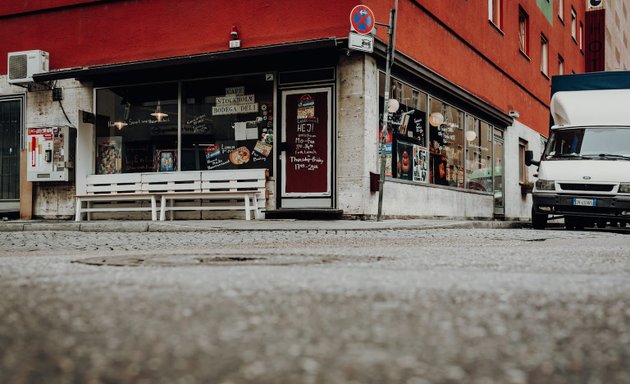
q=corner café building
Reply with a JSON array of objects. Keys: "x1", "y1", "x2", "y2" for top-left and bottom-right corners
[{"x1": 1, "y1": 1, "x2": 524, "y2": 220}]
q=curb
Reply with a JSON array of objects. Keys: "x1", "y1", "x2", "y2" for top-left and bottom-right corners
[{"x1": 0, "y1": 220, "x2": 526, "y2": 233}]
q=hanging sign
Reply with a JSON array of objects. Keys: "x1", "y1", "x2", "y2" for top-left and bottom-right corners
[
  {"x1": 350, "y1": 5, "x2": 375, "y2": 35},
  {"x1": 348, "y1": 31, "x2": 374, "y2": 53}
]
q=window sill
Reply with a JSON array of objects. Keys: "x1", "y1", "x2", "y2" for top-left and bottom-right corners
[
  {"x1": 519, "y1": 49, "x2": 531, "y2": 61},
  {"x1": 558, "y1": 15, "x2": 564, "y2": 25},
  {"x1": 541, "y1": 71, "x2": 550, "y2": 80},
  {"x1": 488, "y1": 20, "x2": 505, "y2": 36}
]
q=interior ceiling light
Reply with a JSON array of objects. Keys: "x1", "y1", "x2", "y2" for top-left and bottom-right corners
[
  {"x1": 151, "y1": 100, "x2": 168, "y2": 122},
  {"x1": 113, "y1": 121, "x2": 128, "y2": 130}
]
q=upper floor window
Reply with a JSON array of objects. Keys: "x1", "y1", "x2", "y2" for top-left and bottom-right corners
[
  {"x1": 579, "y1": 22, "x2": 584, "y2": 50},
  {"x1": 541, "y1": 34, "x2": 549, "y2": 76},
  {"x1": 558, "y1": 0, "x2": 564, "y2": 22},
  {"x1": 488, "y1": 0, "x2": 503, "y2": 29},
  {"x1": 519, "y1": 7, "x2": 529, "y2": 55},
  {"x1": 558, "y1": 55, "x2": 565, "y2": 75},
  {"x1": 571, "y1": 8, "x2": 577, "y2": 41}
]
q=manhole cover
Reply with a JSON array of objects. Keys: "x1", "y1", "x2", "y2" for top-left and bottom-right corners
[{"x1": 72, "y1": 254, "x2": 384, "y2": 267}]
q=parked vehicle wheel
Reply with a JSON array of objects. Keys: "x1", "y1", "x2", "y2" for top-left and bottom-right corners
[{"x1": 531, "y1": 207, "x2": 548, "y2": 230}]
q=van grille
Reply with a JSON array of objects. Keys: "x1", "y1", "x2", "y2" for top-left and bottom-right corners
[{"x1": 559, "y1": 183, "x2": 614, "y2": 192}]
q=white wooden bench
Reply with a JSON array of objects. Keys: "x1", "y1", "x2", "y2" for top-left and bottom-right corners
[
  {"x1": 75, "y1": 173, "x2": 158, "y2": 221},
  {"x1": 145, "y1": 169, "x2": 267, "y2": 221}
]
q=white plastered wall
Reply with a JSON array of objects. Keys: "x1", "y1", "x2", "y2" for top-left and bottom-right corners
[{"x1": 502, "y1": 119, "x2": 546, "y2": 220}]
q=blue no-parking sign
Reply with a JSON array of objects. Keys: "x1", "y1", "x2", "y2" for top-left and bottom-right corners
[{"x1": 350, "y1": 5, "x2": 375, "y2": 35}]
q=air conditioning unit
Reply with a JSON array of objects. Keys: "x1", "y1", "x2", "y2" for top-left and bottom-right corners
[
  {"x1": 587, "y1": 0, "x2": 604, "y2": 9},
  {"x1": 7, "y1": 50, "x2": 49, "y2": 84}
]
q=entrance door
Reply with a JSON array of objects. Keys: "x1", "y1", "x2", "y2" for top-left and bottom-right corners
[
  {"x1": 280, "y1": 87, "x2": 333, "y2": 208},
  {"x1": 0, "y1": 98, "x2": 22, "y2": 211}
]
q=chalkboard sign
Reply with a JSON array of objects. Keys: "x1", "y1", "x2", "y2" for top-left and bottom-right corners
[{"x1": 284, "y1": 92, "x2": 329, "y2": 194}]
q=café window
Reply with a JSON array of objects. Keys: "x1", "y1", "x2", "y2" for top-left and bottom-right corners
[
  {"x1": 94, "y1": 73, "x2": 274, "y2": 175},
  {"x1": 465, "y1": 116, "x2": 493, "y2": 192},
  {"x1": 378, "y1": 73, "x2": 429, "y2": 182},
  {"x1": 429, "y1": 98, "x2": 464, "y2": 188},
  {"x1": 180, "y1": 74, "x2": 273, "y2": 172},
  {"x1": 95, "y1": 83, "x2": 178, "y2": 174}
]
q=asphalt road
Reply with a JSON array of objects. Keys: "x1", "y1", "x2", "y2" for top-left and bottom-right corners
[{"x1": 1, "y1": 227, "x2": 629, "y2": 384}]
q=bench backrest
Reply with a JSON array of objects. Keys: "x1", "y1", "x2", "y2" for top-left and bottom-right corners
[
  {"x1": 142, "y1": 171, "x2": 201, "y2": 193},
  {"x1": 85, "y1": 173, "x2": 143, "y2": 194},
  {"x1": 84, "y1": 169, "x2": 267, "y2": 196},
  {"x1": 201, "y1": 169, "x2": 266, "y2": 194}
]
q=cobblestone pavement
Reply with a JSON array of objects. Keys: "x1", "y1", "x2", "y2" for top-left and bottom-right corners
[{"x1": 1, "y1": 228, "x2": 629, "y2": 384}]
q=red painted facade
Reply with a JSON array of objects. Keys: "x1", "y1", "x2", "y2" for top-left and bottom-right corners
[
  {"x1": 365, "y1": 0, "x2": 586, "y2": 134},
  {"x1": 1, "y1": 0, "x2": 585, "y2": 135}
]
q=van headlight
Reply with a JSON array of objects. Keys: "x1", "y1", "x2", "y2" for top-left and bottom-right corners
[
  {"x1": 619, "y1": 183, "x2": 630, "y2": 193},
  {"x1": 535, "y1": 179, "x2": 556, "y2": 191}
]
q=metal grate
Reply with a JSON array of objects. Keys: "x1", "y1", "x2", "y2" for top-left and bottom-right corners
[
  {"x1": 559, "y1": 183, "x2": 614, "y2": 192},
  {"x1": 8, "y1": 54, "x2": 27, "y2": 80}
]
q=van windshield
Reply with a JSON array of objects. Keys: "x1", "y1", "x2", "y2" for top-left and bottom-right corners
[{"x1": 544, "y1": 127, "x2": 630, "y2": 160}]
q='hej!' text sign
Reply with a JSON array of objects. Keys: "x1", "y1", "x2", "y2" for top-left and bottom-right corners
[{"x1": 285, "y1": 92, "x2": 329, "y2": 194}]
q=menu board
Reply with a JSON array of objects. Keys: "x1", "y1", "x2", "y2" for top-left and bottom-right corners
[{"x1": 284, "y1": 92, "x2": 329, "y2": 194}]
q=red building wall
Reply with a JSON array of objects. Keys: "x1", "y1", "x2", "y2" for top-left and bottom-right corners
[
  {"x1": 365, "y1": 0, "x2": 586, "y2": 134},
  {"x1": 0, "y1": 0, "x2": 355, "y2": 70},
  {"x1": 1, "y1": 0, "x2": 585, "y2": 135}
]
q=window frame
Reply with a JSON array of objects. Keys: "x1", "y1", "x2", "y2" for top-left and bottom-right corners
[
  {"x1": 558, "y1": 0, "x2": 564, "y2": 23},
  {"x1": 541, "y1": 34, "x2": 549, "y2": 77},
  {"x1": 518, "y1": 7, "x2": 530, "y2": 57},
  {"x1": 488, "y1": 0, "x2": 503, "y2": 30},
  {"x1": 518, "y1": 139, "x2": 528, "y2": 184},
  {"x1": 571, "y1": 7, "x2": 577, "y2": 43},
  {"x1": 558, "y1": 54, "x2": 565, "y2": 75}
]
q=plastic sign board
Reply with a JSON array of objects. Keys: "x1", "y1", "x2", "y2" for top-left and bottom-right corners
[
  {"x1": 348, "y1": 31, "x2": 374, "y2": 53},
  {"x1": 350, "y1": 5, "x2": 375, "y2": 35}
]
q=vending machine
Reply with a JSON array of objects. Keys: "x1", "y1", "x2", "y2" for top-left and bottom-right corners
[{"x1": 27, "y1": 126, "x2": 76, "y2": 182}]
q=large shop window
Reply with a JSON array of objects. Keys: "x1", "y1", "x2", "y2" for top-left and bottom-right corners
[
  {"x1": 429, "y1": 99, "x2": 464, "y2": 187},
  {"x1": 96, "y1": 83, "x2": 178, "y2": 174},
  {"x1": 378, "y1": 73, "x2": 499, "y2": 193},
  {"x1": 378, "y1": 76, "x2": 429, "y2": 182},
  {"x1": 94, "y1": 74, "x2": 274, "y2": 175}
]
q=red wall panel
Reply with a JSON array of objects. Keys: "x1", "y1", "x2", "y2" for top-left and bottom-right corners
[
  {"x1": 365, "y1": 0, "x2": 586, "y2": 135},
  {"x1": 0, "y1": 0, "x2": 355, "y2": 71},
  {"x1": 0, "y1": 0, "x2": 106, "y2": 17}
]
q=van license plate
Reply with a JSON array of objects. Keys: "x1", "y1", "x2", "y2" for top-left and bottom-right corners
[{"x1": 573, "y1": 198, "x2": 596, "y2": 207}]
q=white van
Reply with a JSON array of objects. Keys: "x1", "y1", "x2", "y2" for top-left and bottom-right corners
[{"x1": 526, "y1": 87, "x2": 630, "y2": 229}]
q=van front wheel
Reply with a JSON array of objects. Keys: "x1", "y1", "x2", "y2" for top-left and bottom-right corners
[{"x1": 531, "y1": 207, "x2": 548, "y2": 229}]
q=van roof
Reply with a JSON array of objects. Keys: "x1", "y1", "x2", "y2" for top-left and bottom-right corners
[{"x1": 551, "y1": 89, "x2": 630, "y2": 126}]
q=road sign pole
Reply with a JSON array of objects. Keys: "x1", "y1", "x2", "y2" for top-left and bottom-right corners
[{"x1": 377, "y1": 0, "x2": 398, "y2": 222}]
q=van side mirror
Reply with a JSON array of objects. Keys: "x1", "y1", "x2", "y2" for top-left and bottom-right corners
[{"x1": 524, "y1": 150, "x2": 539, "y2": 166}]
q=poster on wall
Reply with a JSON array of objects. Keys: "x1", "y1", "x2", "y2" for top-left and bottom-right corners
[
  {"x1": 413, "y1": 146, "x2": 429, "y2": 183},
  {"x1": 96, "y1": 137, "x2": 122, "y2": 174},
  {"x1": 284, "y1": 92, "x2": 330, "y2": 194},
  {"x1": 379, "y1": 127, "x2": 393, "y2": 177},
  {"x1": 396, "y1": 141, "x2": 414, "y2": 180},
  {"x1": 155, "y1": 149, "x2": 177, "y2": 172}
]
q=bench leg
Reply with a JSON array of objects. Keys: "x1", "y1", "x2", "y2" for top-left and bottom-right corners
[
  {"x1": 75, "y1": 198, "x2": 82, "y2": 222},
  {"x1": 252, "y1": 195, "x2": 260, "y2": 220},
  {"x1": 160, "y1": 195, "x2": 167, "y2": 221},
  {"x1": 244, "y1": 195, "x2": 251, "y2": 220},
  {"x1": 151, "y1": 196, "x2": 157, "y2": 221}
]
